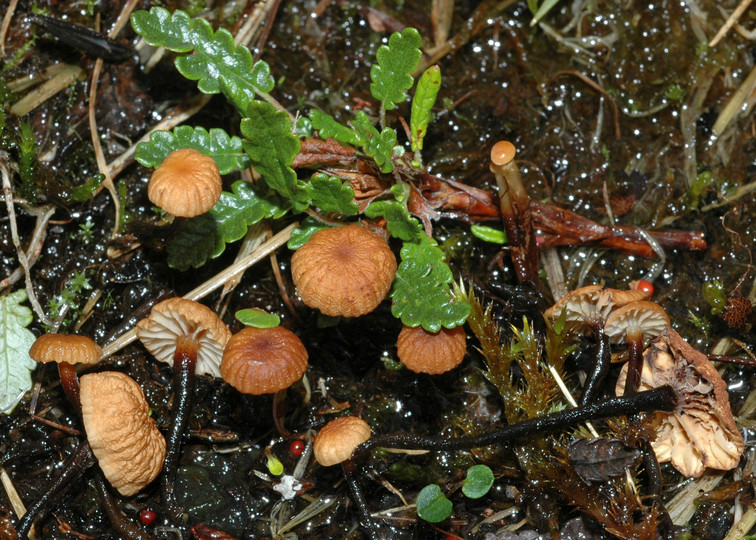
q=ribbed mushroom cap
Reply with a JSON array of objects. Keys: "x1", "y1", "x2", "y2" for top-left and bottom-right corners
[
  {"x1": 136, "y1": 298, "x2": 231, "y2": 377},
  {"x1": 29, "y1": 334, "x2": 102, "y2": 365},
  {"x1": 313, "y1": 416, "x2": 372, "y2": 466},
  {"x1": 81, "y1": 371, "x2": 166, "y2": 496},
  {"x1": 148, "y1": 148, "x2": 222, "y2": 217},
  {"x1": 291, "y1": 225, "x2": 397, "y2": 317},
  {"x1": 396, "y1": 325, "x2": 466, "y2": 375},
  {"x1": 221, "y1": 326, "x2": 308, "y2": 395},
  {"x1": 544, "y1": 285, "x2": 648, "y2": 332},
  {"x1": 490, "y1": 141, "x2": 516, "y2": 166},
  {"x1": 604, "y1": 301, "x2": 670, "y2": 344}
]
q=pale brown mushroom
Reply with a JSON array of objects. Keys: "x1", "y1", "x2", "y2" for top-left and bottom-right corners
[
  {"x1": 396, "y1": 325, "x2": 466, "y2": 375},
  {"x1": 291, "y1": 224, "x2": 397, "y2": 317},
  {"x1": 616, "y1": 327, "x2": 744, "y2": 478},
  {"x1": 29, "y1": 333, "x2": 102, "y2": 409},
  {"x1": 80, "y1": 371, "x2": 166, "y2": 496},
  {"x1": 221, "y1": 326, "x2": 308, "y2": 395},
  {"x1": 148, "y1": 148, "x2": 222, "y2": 217},
  {"x1": 313, "y1": 416, "x2": 372, "y2": 466}
]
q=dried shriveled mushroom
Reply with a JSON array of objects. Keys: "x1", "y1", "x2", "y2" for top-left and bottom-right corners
[
  {"x1": 81, "y1": 371, "x2": 166, "y2": 496},
  {"x1": 396, "y1": 325, "x2": 466, "y2": 375},
  {"x1": 221, "y1": 326, "x2": 308, "y2": 395},
  {"x1": 313, "y1": 416, "x2": 372, "y2": 466},
  {"x1": 291, "y1": 224, "x2": 397, "y2": 317},
  {"x1": 616, "y1": 327, "x2": 744, "y2": 478},
  {"x1": 148, "y1": 148, "x2": 222, "y2": 217},
  {"x1": 29, "y1": 333, "x2": 102, "y2": 409}
]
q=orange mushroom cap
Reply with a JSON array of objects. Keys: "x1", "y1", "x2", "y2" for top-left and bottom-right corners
[
  {"x1": 81, "y1": 371, "x2": 166, "y2": 496},
  {"x1": 29, "y1": 334, "x2": 102, "y2": 365},
  {"x1": 291, "y1": 225, "x2": 397, "y2": 318},
  {"x1": 396, "y1": 325, "x2": 467, "y2": 375},
  {"x1": 313, "y1": 416, "x2": 372, "y2": 466},
  {"x1": 490, "y1": 141, "x2": 516, "y2": 167},
  {"x1": 148, "y1": 148, "x2": 222, "y2": 217},
  {"x1": 220, "y1": 326, "x2": 308, "y2": 395},
  {"x1": 136, "y1": 298, "x2": 231, "y2": 377}
]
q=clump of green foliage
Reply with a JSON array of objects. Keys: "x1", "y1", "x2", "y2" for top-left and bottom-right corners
[{"x1": 130, "y1": 7, "x2": 470, "y2": 332}]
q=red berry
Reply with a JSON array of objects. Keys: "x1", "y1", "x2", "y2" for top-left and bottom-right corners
[
  {"x1": 634, "y1": 280, "x2": 654, "y2": 295},
  {"x1": 289, "y1": 439, "x2": 305, "y2": 458},
  {"x1": 139, "y1": 509, "x2": 158, "y2": 526}
]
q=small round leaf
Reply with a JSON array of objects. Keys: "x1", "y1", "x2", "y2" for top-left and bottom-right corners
[
  {"x1": 416, "y1": 484, "x2": 452, "y2": 523},
  {"x1": 461, "y1": 464, "x2": 494, "y2": 499},
  {"x1": 236, "y1": 308, "x2": 280, "y2": 328}
]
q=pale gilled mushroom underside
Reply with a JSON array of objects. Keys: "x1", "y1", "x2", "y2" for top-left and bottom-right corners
[{"x1": 616, "y1": 328, "x2": 744, "y2": 478}]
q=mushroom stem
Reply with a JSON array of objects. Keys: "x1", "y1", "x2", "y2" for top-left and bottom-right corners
[
  {"x1": 579, "y1": 322, "x2": 612, "y2": 406},
  {"x1": 93, "y1": 472, "x2": 158, "y2": 540},
  {"x1": 57, "y1": 361, "x2": 81, "y2": 410},
  {"x1": 342, "y1": 458, "x2": 380, "y2": 540},
  {"x1": 623, "y1": 328, "x2": 644, "y2": 396},
  {"x1": 16, "y1": 442, "x2": 97, "y2": 538}
]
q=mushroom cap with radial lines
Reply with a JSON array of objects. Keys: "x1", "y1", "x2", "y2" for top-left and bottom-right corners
[
  {"x1": 80, "y1": 371, "x2": 166, "y2": 496},
  {"x1": 136, "y1": 298, "x2": 231, "y2": 377},
  {"x1": 544, "y1": 285, "x2": 649, "y2": 332},
  {"x1": 604, "y1": 301, "x2": 670, "y2": 344},
  {"x1": 291, "y1": 225, "x2": 397, "y2": 317},
  {"x1": 396, "y1": 325, "x2": 466, "y2": 374},
  {"x1": 148, "y1": 148, "x2": 222, "y2": 217},
  {"x1": 29, "y1": 333, "x2": 102, "y2": 365},
  {"x1": 221, "y1": 326, "x2": 308, "y2": 395},
  {"x1": 313, "y1": 416, "x2": 372, "y2": 466}
]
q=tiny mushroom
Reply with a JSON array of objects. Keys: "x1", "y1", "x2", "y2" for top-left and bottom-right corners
[
  {"x1": 396, "y1": 325, "x2": 466, "y2": 375},
  {"x1": 616, "y1": 327, "x2": 744, "y2": 478},
  {"x1": 29, "y1": 333, "x2": 102, "y2": 409},
  {"x1": 313, "y1": 416, "x2": 372, "y2": 467},
  {"x1": 221, "y1": 326, "x2": 308, "y2": 395},
  {"x1": 291, "y1": 224, "x2": 397, "y2": 317},
  {"x1": 80, "y1": 371, "x2": 166, "y2": 496},
  {"x1": 148, "y1": 148, "x2": 222, "y2": 217}
]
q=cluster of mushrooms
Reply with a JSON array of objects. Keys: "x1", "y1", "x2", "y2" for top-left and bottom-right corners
[{"x1": 14, "y1": 145, "x2": 745, "y2": 538}]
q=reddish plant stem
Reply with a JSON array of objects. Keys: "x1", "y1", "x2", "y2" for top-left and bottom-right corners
[
  {"x1": 623, "y1": 330, "x2": 644, "y2": 397},
  {"x1": 57, "y1": 362, "x2": 81, "y2": 410},
  {"x1": 94, "y1": 472, "x2": 157, "y2": 540}
]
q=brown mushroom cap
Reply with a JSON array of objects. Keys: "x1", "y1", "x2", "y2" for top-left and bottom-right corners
[
  {"x1": 291, "y1": 225, "x2": 397, "y2": 317},
  {"x1": 604, "y1": 301, "x2": 670, "y2": 344},
  {"x1": 136, "y1": 298, "x2": 231, "y2": 377},
  {"x1": 490, "y1": 141, "x2": 516, "y2": 166},
  {"x1": 313, "y1": 416, "x2": 372, "y2": 466},
  {"x1": 80, "y1": 371, "x2": 166, "y2": 496},
  {"x1": 544, "y1": 285, "x2": 649, "y2": 332},
  {"x1": 220, "y1": 326, "x2": 308, "y2": 395},
  {"x1": 396, "y1": 325, "x2": 466, "y2": 375},
  {"x1": 148, "y1": 148, "x2": 222, "y2": 217},
  {"x1": 29, "y1": 334, "x2": 102, "y2": 365},
  {"x1": 616, "y1": 328, "x2": 744, "y2": 478}
]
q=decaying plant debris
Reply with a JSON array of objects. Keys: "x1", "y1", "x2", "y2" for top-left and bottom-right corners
[{"x1": 1, "y1": 0, "x2": 755, "y2": 539}]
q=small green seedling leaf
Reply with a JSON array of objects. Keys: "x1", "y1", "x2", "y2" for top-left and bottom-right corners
[
  {"x1": 266, "y1": 453, "x2": 284, "y2": 476},
  {"x1": 306, "y1": 173, "x2": 359, "y2": 215},
  {"x1": 370, "y1": 28, "x2": 423, "y2": 111},
  {"x1": 0, "y1": 290, "x2": 36, "y2": 414},
  {"x1": 351, "y1": 111, "x2": 396, "y2": 173},
  {"x1": 470, "y1": 224, "x2": 508, "y2": 245},
  {"x1": 69, "y1": 174, "x2": 105, "y2": 202},
  {"x1": 310, "y1": 109, "x2": 363, "y2": 146},
  {"x1": 287, "y1": 217, "x2": 329, "y2": 250},
  {"x1": 410, "y1": 65, "x2": 441, "y2": 157},
  {"x1": 131, "y1": 7, "x2": 193, "y2": 52},
  {"x1": 236, "y1": 308, "x2": 280, "y2": 328},
  {"x1": 364, "y1": 200, "x2": 423, "y2": 242},
  {"x1": 416, "y1": 484, "x2": 452, "y2": 523},
  {"x1": 135, "y1": 126, "x2": 250, "y2": 175},
  {"x1": 461, "y1": 465, "x2": 494, "y2": 499}
]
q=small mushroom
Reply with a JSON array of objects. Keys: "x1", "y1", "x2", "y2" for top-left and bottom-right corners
[
  {"x1": 148, "y1": 148, "x2": 222, "y2": 217},
  {"x1": 291, "y1": 224, "x2": 397, "y2": 317},
  {"x1": 29, "y1": 333, "x2": 102, "y2": 409},
  {"x1": 313, "y1": 416, "x2": 372, "y2": 466},
  {"x1": 81, "y1": 371, "x2": 166, "y2": 496},
  {"x1": 396, "y1": 325, "x2": 466, "y2": 375},
  {"x1": 221, "y1": 326, "x2": 308, "y2": 395},
  {"x1": 616, "y1": 327, "x2": 744, "y2": 478}
]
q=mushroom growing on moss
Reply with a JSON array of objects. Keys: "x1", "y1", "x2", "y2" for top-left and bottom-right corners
[
  {"x1": 290, "y1": 224, "x2": 397, "y2": 317},
  {"x1": 148, "y1": 148, "x2": 222, "y2": 217},
  {"x1": 616, "y1": 327, "x2": 744, "y2": 478},
  {"x1": 396, "y1": 325, "x2": 466, "y2": 375}
]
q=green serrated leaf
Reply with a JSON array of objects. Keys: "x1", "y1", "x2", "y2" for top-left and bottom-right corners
[
  {"x1": 241, "y1": 101, "x2": 306, "y2": 208},
  {"x1": 287, "y1": 217, "x2": 329, "y2": 250},
  {"x1": 416, "y1": 484, "x2": 452, "y2": 523},
  {"x1": 236, "y1": 308, "x2": 280, "y2": 328},
  {"x1": 310, "y1": 109, "x2": 363, "y2": 146},
  {"x1": 306, "y1": 173, "x2": 358, "y2": 215},
  {"x1": 351, "y1": 111, "x2": 396, "y2": 173},
  {"x1": 135, "y1": 126, "x2": 250, "y2": 175},
  {"x1": 410, "y1": 65, "x2": 441, "y2": 156},
  {"x1": 470, "y1": 224, "x2": 508, "y2": 245},
  {"x1": 364, "y1": 200, "x2": 423, "y2": 242},
  {"x1": 167, "y1": 181, "x2": 285, "y2": 270},
  {"x1": 1, "y1": 290, "x2": 36, "y2": 414},
  {"x1": 131, "y1": 7, "x2": 193, "y2": 52},
  {"x1": 370, "y1": 28, "x2": 423, "y2": 111},
  {"x1": 461, "y1": 465, "x2": 494, "y2": 499},
  {"x1": 391, "y1": 236, "x2": 471, "y2": 332}
]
